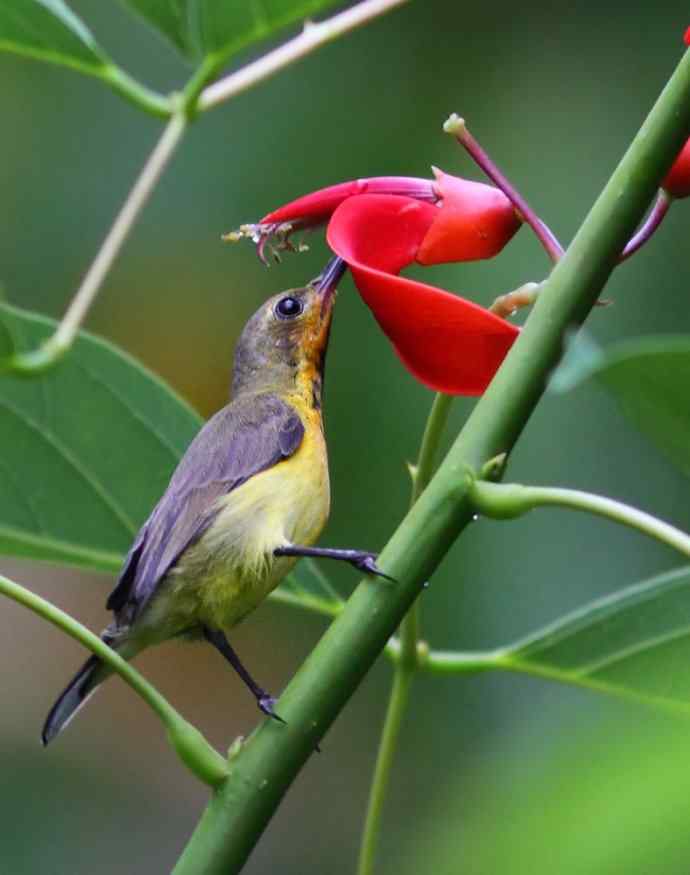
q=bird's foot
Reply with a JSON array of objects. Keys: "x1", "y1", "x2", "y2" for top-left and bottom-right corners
[
  {"x1": 349, "y1": 552, "x2": 396, "y2": 582},
  {"x1": 257, "y1": 693, "x2": 286, "y2": 725}
]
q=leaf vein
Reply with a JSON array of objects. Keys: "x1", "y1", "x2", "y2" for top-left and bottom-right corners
[
  {"x1": 74, "y1": 360, "x2": 188, "y2": 463},
  {"x1": 0, "y1": 395, "x2": 136, "y2": 537}
]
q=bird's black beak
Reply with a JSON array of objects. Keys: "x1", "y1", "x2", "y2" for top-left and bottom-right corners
[{"x1": 315, "y1": 256, "x2": 347, "y2": 316}]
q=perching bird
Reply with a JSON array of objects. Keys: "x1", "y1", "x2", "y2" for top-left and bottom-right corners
[{"x1": 42, "y1": 256, "x2": 389, "y2": 744}]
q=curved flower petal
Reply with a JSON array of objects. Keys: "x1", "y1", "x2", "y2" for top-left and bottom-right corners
[
  {"x1": 327, "y1": 194, "x2": 519, "y2": 395},
  {"x1": 261, "y1": 177, "x2": 437, "y2": 226}
]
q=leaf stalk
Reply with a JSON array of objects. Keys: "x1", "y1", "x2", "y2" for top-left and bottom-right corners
[
  {"x1": 469, "y1": 480, "x2": 690, "y2": 559},
  {"x1": 102, "y1": 65, "x2": 173, "y2": 118}
]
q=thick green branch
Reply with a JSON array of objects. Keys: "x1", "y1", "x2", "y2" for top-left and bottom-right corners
[
  {"x1": 172, "y1": 48, "x2": 690, "y2": 875},
  {"x1": 0, "y1": 573, "x2": 227, "y2": 787},
  {"x1": 470, "y1": 480, "x2": 690, "y2": 559}
]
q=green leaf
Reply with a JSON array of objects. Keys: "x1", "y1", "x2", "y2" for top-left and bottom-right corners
[
  {"x1": 552, "y1": 334, "x2": 690, "y2": 477},
  {"x1": 501, "y1": 566, "x2": 690, "y2": 714},
  {"x1": 0, "y1": 0, "x2": 109, "y2": 74},
  {"x1": 405, "y1": 718, "x2": 690, "y2": 875},
  {"x1": 0, "y1": 301, "x2": 201, "y2": 570},
  {"x1": 0, "y1": 313, "x2": 15, "y2": 368},
  {"x1": 119, "y1": 0, "x2": 339, "y2": 62},
  {"x1": 547, "y1": 328, "x2": 604, "y2": 393},
  {"x1": 272, "y1": 558, "x2": 344, "y2": 618},
  {"x1": 0, "y1": 301, "x2": 339, "y2": 619}
]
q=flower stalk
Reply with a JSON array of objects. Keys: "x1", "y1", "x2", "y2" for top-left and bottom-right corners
[
  {"x1": 619, "y1": 189, "x2": 672, "y2": 261},
  {"x1": 443, "y1": 113, "x2": 565, "y2": 263}
]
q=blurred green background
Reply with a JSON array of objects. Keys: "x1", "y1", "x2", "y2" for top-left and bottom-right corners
[{"x1": 2, "y1": 1, "x2": 690, "y2": 872}]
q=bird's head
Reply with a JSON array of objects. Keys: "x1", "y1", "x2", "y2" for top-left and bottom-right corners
[{"x1": 231, "y1": 257, "x2": 346, "y2": 402}]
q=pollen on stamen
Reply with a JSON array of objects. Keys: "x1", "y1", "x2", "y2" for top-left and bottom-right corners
[
  {"x1": 221, "y1": 223, "x2": 262, "y2": 244},
  {"x1": 223, "y1": 221, "x2": 304, "y2": 266}
]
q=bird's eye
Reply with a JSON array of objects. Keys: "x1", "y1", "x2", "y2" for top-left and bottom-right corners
[{"x1": 275, "y1": 296, "x2": 303, "y2": 319}]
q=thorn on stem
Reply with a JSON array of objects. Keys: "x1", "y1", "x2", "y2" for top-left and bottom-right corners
[{"x1": 480, "y1": 453, "x2": 508, "y2": 481}]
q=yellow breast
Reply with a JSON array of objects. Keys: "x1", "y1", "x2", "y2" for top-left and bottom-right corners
[
  {"x1": 206, "y1": 402, "x2": 330, "y2": 572},
  {"x1": 144, "y1": 399, "x2": 330, "y2": 636}
]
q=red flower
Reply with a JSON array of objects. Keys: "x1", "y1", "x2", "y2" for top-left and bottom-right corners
[
  {"x1": 662, "y1": 138, "x2": 690, "y2": 199},
  {"x1": 242, "y1": 170, "x2": 522, "y2": 395}
]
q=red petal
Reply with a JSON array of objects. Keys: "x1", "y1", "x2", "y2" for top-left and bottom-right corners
[
  {"x1": 662, "y1": 138, "x2": 690, "y2": 198},
  {"x1": 327, "y1": 195, "x2": 518, "y2": 395},
  {"x1": 328, "y1": 194, "x2": 438, "y2": 273},
  {"x1": 684, "y1": 26, "x2": 690, "y2": 46},
  {"x1": 261, "y1": 177, "x2": 436, "y2": 226},
  {"x1": 417, "y1": 170, "x2": 521, "y2": 264}
]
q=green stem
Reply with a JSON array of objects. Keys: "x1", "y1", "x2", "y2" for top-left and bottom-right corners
[
  {"x1": 102, "y1": 65, "x2": 173, "y2": 118},
  {"x1": 399, "y1": 394, "x2": 454, "y2": 667},
  {"x1": 421, "y1": 647, "x2": 503, "y2": 674},
  {"x1": 172, "y1": 48, "x2": 690, "y2": 875},
  {"x1": 357, "y1": 670, "x2": 414, "y2": 875},
  {"x1": 470, "y1": 481, "x2": 690, "y2": 559},
  {"x1": 0, "y1": 573, "x2": 227, "y2": 787},
  {"x1": 357, "y1": 393, "x2": 453, "y2": 875},
  {"x1": 9, "y1": 112, "x2": 188, "y2": 375},
  {"x1": 420, "y1": 646, "x2": 690, "y2": 716},
  {"x1": 411, "y1": 394, "x2": 455, "y2": 505},
  {"x1": 401, "y1": 395, "x2": 454, "y2": 666},
  {"x1": 179, "y1": 56, "x2": 224, "y2": 118}
]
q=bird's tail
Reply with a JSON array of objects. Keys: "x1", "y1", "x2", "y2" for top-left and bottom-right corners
[{"x1": 41, "y1": 651, "x2": 114, "y2": 746}]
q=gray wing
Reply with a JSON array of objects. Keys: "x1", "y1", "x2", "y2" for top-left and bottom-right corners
[{"x1": 106, "y1": 393, "x2": 304, "y2": 621}]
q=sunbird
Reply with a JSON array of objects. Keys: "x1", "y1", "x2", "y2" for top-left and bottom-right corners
[{"x1": 42, "y1": 256, "x2": 389, "y2": 744}]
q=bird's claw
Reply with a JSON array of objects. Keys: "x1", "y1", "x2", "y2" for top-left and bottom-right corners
[
  {"x1": 351, "y1": 553, "x2": 396, "y2": 582},
  {"x1": 258, "y1": 694, "x2": 286, "y2": 725}
]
